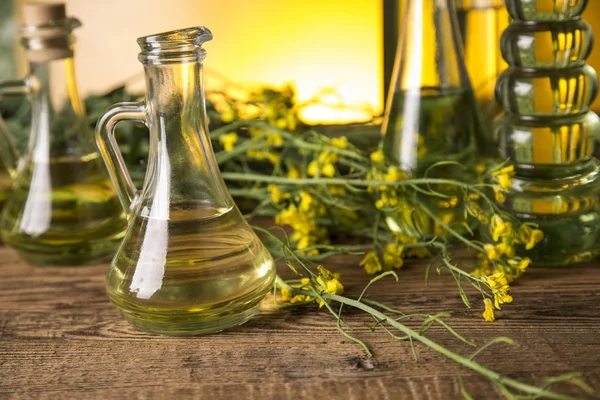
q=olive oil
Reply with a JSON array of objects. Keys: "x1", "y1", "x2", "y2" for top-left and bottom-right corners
[
  {"x1": 0, "y1": 153, "x2": 127, "y2": 265},
  {"x1": 106, "y1": 204, "x2": 275, "y2": 336}
]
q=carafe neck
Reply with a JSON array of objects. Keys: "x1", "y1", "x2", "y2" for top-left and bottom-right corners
[
  {"x1": 144, "y1": 60, "x2": 204, "y2": 127},
  {"x1": 139, "y1": 57, "x2": 232, "y2": 216}
]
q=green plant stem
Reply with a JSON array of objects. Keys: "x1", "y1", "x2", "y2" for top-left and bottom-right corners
[
  {"x1": 417, "y1": 205, "x2": 485, "y2": 253},
  {"x1": 306, "y1": 291, "x2": 584, "y2": 400},
  {"x1": 213, "y1": 120, "x2": 370, "y2": 163},
  {"x1": 222, "y1": 172, "x2": 478, "y2": 191}
]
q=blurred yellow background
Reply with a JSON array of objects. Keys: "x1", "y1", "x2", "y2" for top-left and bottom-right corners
[
  {"x1": 10, "y1": 0, "x2": 600, "y2": 122},
  {"x1": 13, "y1": 0, "x2": 383, "y2": 124}
]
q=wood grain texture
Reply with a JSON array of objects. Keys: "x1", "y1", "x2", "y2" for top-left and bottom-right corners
[{"x1": 0, "y1": 247, "x2": 599, "y2": 400}]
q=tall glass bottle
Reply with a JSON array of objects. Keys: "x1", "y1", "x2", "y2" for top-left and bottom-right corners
[
  {"x1": 495, "y1": 0, "x2": 600, "y2": 265},
  {"x1": 455, "y1": 0, "x2": 509, "y2": 127},
  {"x1": 382, "y1": 0, "x2": 488, "y2": 237},
  {"x1": 95, "y1": 27, "x2": 276, "y2": 336},
  {"x1": 0, "y1": 3, "x2": 127, "y2": 265}
]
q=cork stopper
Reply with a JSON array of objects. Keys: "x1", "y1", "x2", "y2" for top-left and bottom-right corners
[
  {"x1": 20, "y1": 3, "x2": 79, "y2": 62},
  {"x1": 22, "y1": 3, "x2": 67, "y2": 26}
]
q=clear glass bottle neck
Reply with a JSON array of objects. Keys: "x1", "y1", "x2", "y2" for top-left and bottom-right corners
[
  {"x1": 394, "y1": 0, "x2": 470, "y2": 92},
  {"x1": 28, "y1": 56, "x2": 85, "y2": 116},
  {"x1": 140, "y1": 59, "x2": 232, "y2": 215},
  {"x1": 144, "y1": 60, "x2": 204, "y2": 122},
  {"x1": 25, "y1": 54, "x2": 92, "y2": 161}
]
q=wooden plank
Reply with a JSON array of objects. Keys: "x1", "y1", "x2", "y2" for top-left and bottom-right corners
[{"x1": 0, "y1": 247, "x2": 598, "y2": 399}]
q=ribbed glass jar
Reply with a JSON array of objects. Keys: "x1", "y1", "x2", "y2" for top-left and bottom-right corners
[{"x1": 495, "y1": 0, "x2": 600, "y2": 265}]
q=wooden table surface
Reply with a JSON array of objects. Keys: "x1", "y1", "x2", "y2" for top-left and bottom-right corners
[{"x1": 0, "y1": 246, "x2": 599, "y2": 400}]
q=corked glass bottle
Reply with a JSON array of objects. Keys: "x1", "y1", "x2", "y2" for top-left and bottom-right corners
[{"x1": 0, "y1": 3, "x2": 127, "y2": 265}]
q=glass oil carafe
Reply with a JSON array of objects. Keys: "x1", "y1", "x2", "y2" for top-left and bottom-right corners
[
  {"x1": 495, "y1": 0, "x2": 600, "y2": 265},
  {"x1": 95, "y1": 27, "x2": 276, "y2": 336},
  {"x1": 0, "y1": 3, "x2": 126, "y2": 265},
  {"x1": 382, "y1": 0, "x2": 489, "y2": 238}
]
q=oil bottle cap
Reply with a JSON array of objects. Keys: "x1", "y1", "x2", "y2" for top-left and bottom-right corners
[
  {"x1": 22, "y1": 3, "x2": 67, "y2": 26},
  {"x1": 20, "y1": 3, "x2": 80, "y2": 62}
]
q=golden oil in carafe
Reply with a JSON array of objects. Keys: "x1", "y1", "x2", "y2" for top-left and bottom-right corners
[
  {"x1": 106, "y1": 203, "x2": 275, "y2": 336},
  {"x1": 0, "y1": 152, "x2": 127, "y2": 265}
]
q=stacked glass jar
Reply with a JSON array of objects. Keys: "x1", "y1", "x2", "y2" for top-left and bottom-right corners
[{"x1": 495, "y1": 0, "x2": 600, "y2": 265}]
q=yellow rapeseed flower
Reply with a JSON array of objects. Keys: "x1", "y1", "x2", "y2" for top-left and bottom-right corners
[
  {"x1": 472, "y1": 258, "x2": 492, "y2": 277},
  {"x1": 267, "y1": 184, "x2": 289, "y2": 204},
  {"x1": 299, "y1": 191, "x2": 315, "y2": 213},
  {"x1": 384, "y1": 165, "x2": 409, "y2": 182},
  {"x1": 497, "y1": 174, "x2": 512, "y2": 191},
  {"x1": 509, "y1": 257, "x2": 531, "y2": 273},
  {"x1": 483, "y1": 298, "x2": 495, "y2": 322},
  {"x1": 220, "y1": 106, "x2": 236, "y2": 123},
  {"x1": 475, "y1": 163, "x2": 486, "y2": 176},
  {"x1": 375, "y1": 192, "x2": 400, "y2": 209},
  {"x1": 313, "y1": 266, "x2": 345, "y2": 307},
  {"x1": 490, "y1": 215, "x2": 512, "y2": 242},
  {"x1": 370, "y1": 150, "x2": 385, "y2": 163},
  {"x1": 360, "y1": 251, "x2": 383, "y2": 275},
  {"x1": 496, "y1": 241, "x2": 515, "y2": 258},
  {"x1": 485, "y1": 272, "x2": 509, "y2": 289},
  {"x1": 484, "y1": 243, "x2": 501, "y2": 260},
  {"x1": 275, "y1": 118, "x2": 287, "y2": 129},
  {"x1": 307, "y1": 152, "x2": 337, "y2": 177},
  {"x1": 484, "y1": 272, "x2": 513, "y2": 309},
  {"x1": 324, "y1": 278, "x2": 344, "y2": 296},
  {"x1": 494, "y1": 188, "x2": 506, "y2": 203},
  {"x1": 281, "y1": 288, "x2": 292, "y2": 302},
  {"x1": 383, "y1": 243, "x2": 404, "y2": 270},
  {"x1": 290, "y1": 295, "x2": 309, "y2": 304},
  {"x1": 219, "y1": 132, "x2": 238, "y2": 152},
  {"x1": 247, "y1": 149, "x2": 280, "y2": 165},
  {"x1": 493, "y1": 291, "x2": 513, "y2": 310},
  {"x1": 287, "y1": 166, "x2": 301, "y2": 179},
  {"x1": 266, "y1": 132, "x2": 284, "y2": 147},
  {"x1": 467, "y1": 202, "x2": 489, "y2": 223},
  {"x1": 331, "y1": 137, "x2": 348, "y2": 149},
  {"x1": 491, "y1": 165, "x2": 515, "y2": 198},
  {"x1": 519, "y1": 225, "x2": 544, "y2": 250}
]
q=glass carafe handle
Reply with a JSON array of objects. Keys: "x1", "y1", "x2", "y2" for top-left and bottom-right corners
[
  {"x1": 95, "y1": 101, "x2": 147, "y2": 214},
  {"x1": 0, "y1": 79, "x2": 28, "y2": 175}
]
